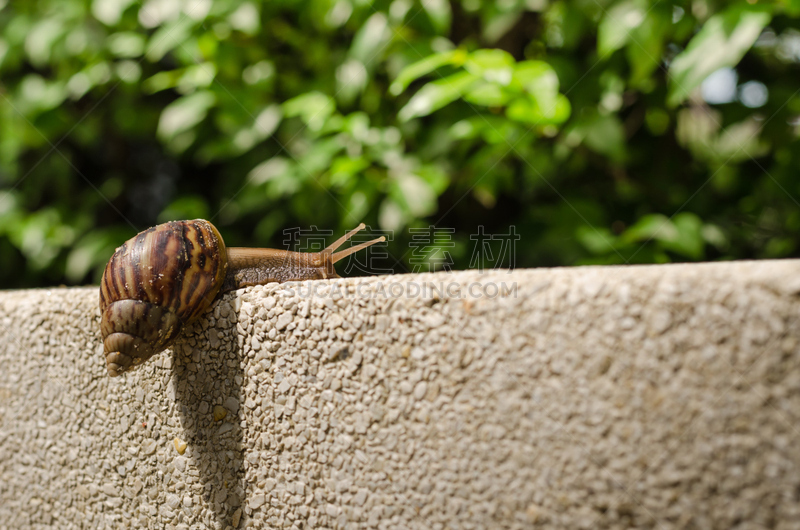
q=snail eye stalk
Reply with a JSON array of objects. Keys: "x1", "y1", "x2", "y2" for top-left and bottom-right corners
[{"x1": 323, "y1": 223, "x2": 386, "y2": 264}]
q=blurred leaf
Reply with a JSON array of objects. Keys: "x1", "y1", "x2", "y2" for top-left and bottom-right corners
[
  {"x1": 0, "y1": 190, "x2": 21, "y2": 232},
  {"x1": 143, "y1": 70, "x2": 181, "y2": 94},
  {"x1": 392, "y1": 173, "x2": 437, "y2": 217},
  {"x1": 248, "y1": 157, "x2": 291, "y2": 186},
  {"x1": 464, "y1": 49, "x2": 515, "y2": 85},
  {"x1": 65, "y1": 230, "x2": 122, "y2": 284},
  {"x1": 92, "y1": 0, "x2": 137, "y2": 26},
  {"x1": 575, "y1": 113, "x2": 626, "y2": 163},
  {"x1": 398, "y1": 71, "x2": 479, "y2": 121},
  {"x1": 512, "y1": 60, "x2": 562, "y2": 112},
  {"x1": 176, "y1": 63, "x2": 217, "y2": 93},
  {"x1": 597, "y1": 0, "x2": 647, "y2": 57},
  {"x1": 107, "y1": 32, "x2": 146, "y2": 58},
  {"x1": 619, "y1": 214, "x2": 674, "y2": 248},
  {"x1": 645, "y1": 108, "x2": 670, "y2": 135},
  {"x1": 66, "y1": 63, "x2": 113, "y2": 99},
  {"x1": 343, "y1": 188, "x2": 370, "y2": 226},
  {"x1": 667, "y1": 4, "x2": 772, "y2": 107},
  {"x1": 576, "y1": 225, "x2": 617, "y2": 254},
  {"x1": 483, "y1": 10, "x2": 522, "y2": 44},
  {"x1": 378, "y1": 198, "x2": 405, "y2": 232},
  {"x1": 513, "y1": 61, "x2": 559, "y2": 96},
  {"x1": 415, "y1": 164, "x2": 449, "y2": 195},
  {"x1": 283, "y1": 92, "x2": 335, "y2": 131},
  {"x1": 390, "y1": 50, "x2": 465, "y2": 96},
  {"x1": 143, "y1": 63, "x2": 216, "y2": 94},
  {"x1": 242, "y1": 60, "x2": 275, "y2": 86},
  {"x1": 0, "y1": 39, "x2": 8, "y2": 70},
  {"x1": 714, "y1": 118, "x2": 770, "y2": 162},
  {"x1": 9, "y1": 209, "x2": 75, "y2": 270},
  {"x1": 17, "y1": 74, "x2": 67, "y2": 115},
  {"x1": 146, "y1": 18, "x2": 194, "y2": 62},
  {"x1": 157, "y1": 90, "x2": 216, "y2": 143},
  {"x1": 665, "y1": 213, "x2": 705, "y2": 259},
  {"x1": 449, "y1": 117, "x2": 482, "y2": 140},
  {"x1": 422, "y1": 0, "x2": 452, "y2": 34},
  {"x1": 781, "y1": 0, "x2": 800, "y2": 16},
  {"x1": 350, "y1": 12, "x2": 390, "y2": 69},
  {"x1": 25, "y1": 18, "x2": 65, "y2": 68},
  {"x1": 506, "y1": 94, "x2": 571, "y2": 125},
  {"x1": 228, "y1": 105, "x2": 283, "y2": 155},
  {"x1": 618, "y1": 212, "x2": 706, "y2": 259},
  {"x1": 297, "y1": 136, "x2": 344, "y2": 175},
  {"x1": 336, "y1": 59, "x2": 368, "y2": 104},
  {"x1": 626, "y1": 5, "x2": 670, "y2": 85},
  {"x1": 329, "y1": 156, "x2": 370, "y2": 187},
  {"x1": 463, "y1": 82, "x2": 511, "y2": 106},
  {"x1": 229, "y1": 2, "x2": 260, "y2": 35},
  {"x1": 702, "y1": 223, "x2": 728, "y2": 250}
]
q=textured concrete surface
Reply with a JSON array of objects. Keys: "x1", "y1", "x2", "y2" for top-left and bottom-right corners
[{"x1": 1, "y1": 262, "x2": 800, "y2": 529}]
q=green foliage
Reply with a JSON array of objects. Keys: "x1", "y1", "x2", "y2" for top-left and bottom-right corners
[
  {"x1": 0, "y1": 0, "x2": 799, "y2": 288},
  {"x1": 667, "y1": 3, "x2": 773, "y2": 106}
]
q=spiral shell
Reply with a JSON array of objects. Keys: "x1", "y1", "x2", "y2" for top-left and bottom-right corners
[{"x1": 99, "y1": 220, "x2": 228, "y2": 377}]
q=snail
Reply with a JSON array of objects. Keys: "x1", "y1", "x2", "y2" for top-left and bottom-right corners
[{"x1": 99, "y1": 219, "x2": 384, "y2": 377}]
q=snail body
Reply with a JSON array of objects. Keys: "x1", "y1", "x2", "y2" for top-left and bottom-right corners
[{"x1": 100, "y1": 219, "x2": 383, "y2": 377}]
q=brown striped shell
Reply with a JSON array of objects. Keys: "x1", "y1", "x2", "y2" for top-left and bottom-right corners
[{"x1": 99, "y1": 220, "x2": 228, "y2": 377}]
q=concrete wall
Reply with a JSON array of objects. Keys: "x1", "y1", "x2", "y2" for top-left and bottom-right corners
[{"x1": 1, "y1": 261, "x2": 800, "y2": 529}]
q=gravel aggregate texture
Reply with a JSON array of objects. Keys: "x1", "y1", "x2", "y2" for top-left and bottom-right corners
[{"x1": 1, "y1": 262, "x2": 800, "y2": 529}]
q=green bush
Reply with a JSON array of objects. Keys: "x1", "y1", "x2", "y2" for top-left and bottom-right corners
[{"x1": 1, "y1": 0, "x2": 798, "y2": 288}]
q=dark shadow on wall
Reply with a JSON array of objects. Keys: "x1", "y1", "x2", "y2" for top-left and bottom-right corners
[{"x1": 173, "y1": 294, "x2": 245, "y2": 528}]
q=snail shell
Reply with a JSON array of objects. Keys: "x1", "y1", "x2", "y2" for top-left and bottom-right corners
[
  {"x1": 99, "y1": 219, "x2": 385, "y2": 377},
  {"x1": 99, "y1": 220, "x2": 227, "y2": 377}
]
